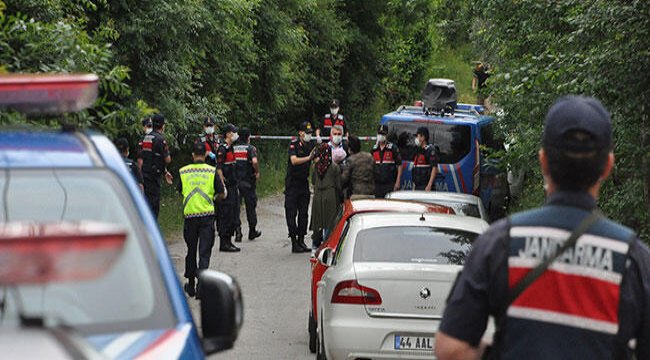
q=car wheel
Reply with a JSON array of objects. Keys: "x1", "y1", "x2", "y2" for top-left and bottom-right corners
[
  {"x1": 309, "y1": 312, "x2": 317, "y2": 353},
  {"x1": 316, "y1": 316, "x2": 327, "y2": 360}
]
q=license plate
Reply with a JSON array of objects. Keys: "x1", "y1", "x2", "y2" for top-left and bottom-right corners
[{"x1": 394, "y1": 335, "x2": 434, "y2": 351}]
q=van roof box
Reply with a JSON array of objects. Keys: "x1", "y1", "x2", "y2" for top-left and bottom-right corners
[{"x1": 422, "y1": 79, "x2": 457, "y2": 113}]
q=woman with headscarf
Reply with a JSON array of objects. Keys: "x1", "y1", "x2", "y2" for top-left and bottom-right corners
[{"x1": 309, "y1": 143, "x2": 342, "y2": 252}]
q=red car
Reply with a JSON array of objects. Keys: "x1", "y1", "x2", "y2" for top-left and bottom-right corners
[{"x1": 307, "y1": 199, "x2": 454, "y2": 352}]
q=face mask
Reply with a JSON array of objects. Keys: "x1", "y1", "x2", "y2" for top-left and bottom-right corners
[
  {"x1": 414, "y1": 137, "x2": 421, "y2": 146},
  {"x1": 205, "y1": 126, "x2": 214, "y2": 135},
  {"x1": 231, "y1": 132, "x2": 239, "y2": 142},
  {"x1": 330, "y1": 107, "x2": 339, "y2": 115},
  {"x1": 145, "y1": 128, "x2": 153, "y2": 134},
  {"x1": 332, "y1": 135, "x2": 342, "y2": 145},
  {"x1": 303, "y1": 133, "x2": 312, "y2": 142},
  {"x1": 376, "y1": 134, "x2": 386, "y2": 143}
]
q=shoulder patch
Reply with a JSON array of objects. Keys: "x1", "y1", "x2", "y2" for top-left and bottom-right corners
[
  {"x1": 386, "y1": 143, "x2": 393, "y2": 149},
  {"x1": 324, "y1": 114, "x2": 331, "y2": 118}
]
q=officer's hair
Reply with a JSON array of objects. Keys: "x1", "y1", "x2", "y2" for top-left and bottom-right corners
[
  {"x1": 332, "y1": 125, "x2": 344, "y2": 134},
  {"x1": 544, "y1": 130, "x2": 609, "y2": 192},
  {"x1": 348, "y1": 135, "x2": 360, "y2": 154},
  {"x1": 115, "y1": 138, "x2": 129, "y2": 154},
  {"x1": 193, "y1": 142, "x2": 207, "y2": 156}
]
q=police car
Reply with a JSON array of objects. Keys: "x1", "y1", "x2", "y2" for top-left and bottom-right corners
[{"x1": 0, "y1": 74, "x2": 242, "y2": 359}]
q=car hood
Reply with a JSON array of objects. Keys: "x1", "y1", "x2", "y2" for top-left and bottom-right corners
[{"x1": 85, "y1": 324, "x2": 193, "y2": 359}]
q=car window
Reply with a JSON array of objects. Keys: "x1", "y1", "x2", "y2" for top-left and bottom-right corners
[
  {"x1": 0, "y1": 169, "x2": 175, "y2": 334},
  {"x1": 424, "y1": 200, "x2": 480, "y2": 218},
  {"x1": 333, "y1": 220, "x2": 350, "y2": 266},
  {"x1": 353, "y1": 226, "x2": 478, "y2": 265},
  {"x1": 386, "y1": 120, "x2": 472, "y2": 164}
]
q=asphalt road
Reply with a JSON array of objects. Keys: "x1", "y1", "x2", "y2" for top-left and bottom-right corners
[{"x1": 168, "y1": 194, "x2": 314, "y2": 360}]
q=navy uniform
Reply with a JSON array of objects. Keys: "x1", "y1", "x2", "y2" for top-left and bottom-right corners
[
  {"x1": 412, "y1": 127, "x2": 438, "y2": 191},
  {"x1": 216, "y1": 123, "x2": 241, "y2": 252},
  {"x1": 137, "y1": 114, "x2": 170, "y2": 219},
  {"x1": 372, "y1": 125, "x2": 401, "y2": 198},
  {"x1": 195, "y1": 117, "x2": 219, "y2": 166},
  {"x1": 320, "y1": 99, "x2": 346, "y2": 138},
  {"x1": 285, "y1": 122, "x2": 314, "y2": 252},
  {"x1": 439, "y1": 96, "x2": 650, "y2": 359},
  {"x1": 234, "y1": 130, "x2": 262, "y2": 241},
  {"x1": 115, "y1": 138, "x2": 144, "y2": 189}
]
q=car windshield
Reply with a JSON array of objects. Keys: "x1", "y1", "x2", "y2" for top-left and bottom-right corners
[
  {"x1": 386, "y1": 120, "x2": 472, "y2": 164},
  {"x1": 0, "y1": 169, "x2": 175, "y2": 334},
  {"x1": 353, "y1": 226, "x2": 477, "y2": 265}
]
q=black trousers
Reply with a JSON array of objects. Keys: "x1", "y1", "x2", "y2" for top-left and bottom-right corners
[
  {"x1": 236, "y1": 182, "x2": 258, "y2": 230},
  {"x1": 284, "y1": 184, "x2": 310, "y2": 237},
  {"x1": 143, "y1": 177, "x2": 161, "y2": 219},
  {"x1": 183, "y1": 215, "x2": 215, "y2": 279},
  {"x1": 374, "y1": 183, "x2": 394, "y2": 198},
  {"x1": 217, "y1": 184, "x2": 239, "y2": 238}
]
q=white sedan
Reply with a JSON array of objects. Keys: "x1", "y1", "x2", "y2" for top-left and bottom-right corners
[
  {"x1": 386, "y1": 191, "x2": 488, "y2": 221},
  {"x1": 315, "y1": 212, "x2": 489, "y2": 360}
]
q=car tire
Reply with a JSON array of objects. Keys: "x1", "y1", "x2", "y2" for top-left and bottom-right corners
[
  {"x1": 316, "y1": 316, "x2": 327, "y2": 360},
  {"x1": 309, "y1": 312, "x2": 317, "y2": 353}
]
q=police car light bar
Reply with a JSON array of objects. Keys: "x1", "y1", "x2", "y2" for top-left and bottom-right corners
[{"x1": 0, "y1": 73, "x2": 99, "y2": 114}]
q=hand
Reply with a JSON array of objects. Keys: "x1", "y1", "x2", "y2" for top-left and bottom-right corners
[
  {"x1": 425, "y1": 184, "x2": 432, "y2": 192},
  {"x1": 255, "y1": 172, "x2": 260, "y2": 180},
  {"x1": 208, "y1": 152, "x2": 216, "y2": 160},
  {"x1": 223, "y1": 187, "x2": 228, "y2": 199},
  {"x1": 309, "y1": 148, "x2": 317, "y2": 160},
  {"x1": 316, "y1": 136, "x2": 323, "y2": 144},
  {"x1": 165, "y1": 171, "x2": 173, "y2": 185},
  {"x1": 393, "y1": 182, "x2": 401, "y2": 191}
]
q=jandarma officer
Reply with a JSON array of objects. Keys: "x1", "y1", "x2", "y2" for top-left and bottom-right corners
[
  {"x1": 137, "y1": 114, "x2": 172, "y2": 219},
  {"x1": 177, "y1": 142, "x2": 225, "y2": 298},
  {"x1": 435, "y1": 96, "x2": 650, "y2": 360},
  {"x1": 233, "y1": 127, "x2": 262, "y2": 242},
  {"x1": 195, "y1": 116, "x2": 219, "y2": 166},
  {"x1": 216, "y1": 123, "x2": 241, "y2": 252},
  {"x1": 372, "y1": 124, "x2": 402, "y2": 198}
]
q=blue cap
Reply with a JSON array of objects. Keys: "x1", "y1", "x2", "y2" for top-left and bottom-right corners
[{"x1": 542, "y1": 96, "x2": 612, "y2": 152}]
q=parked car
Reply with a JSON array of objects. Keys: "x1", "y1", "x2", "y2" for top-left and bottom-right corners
[
  {"x1": 308, "y1": 199, "x2": 454, "y2": 353},
  {"x1": 386, "y1": 190, "x2": 488, "y2": 221},
  {"x1": 315, "y1": 212, "x2": 488, "y2": 360},
  {"x1": 0, "y1": 74, "x2": 242, "y2": 359}
]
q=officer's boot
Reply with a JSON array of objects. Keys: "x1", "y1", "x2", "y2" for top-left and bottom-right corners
[
  {"x1": 297, "y1": 235, "x2": 311, "y2": 253},
  {"x1": 234, "y1": 227, "x2": 243, "y2": 243},
  {"x1": 248, "y1": 227, "x2": 262, "y2": 241},
  {"x1": 183, "y1": 277, "x2": 196, "y2": 298},
  {"x1": 220, "y1": 236, "x2": 240, "y2": 252},
  {"x1": 290, "y1": 236, "x2": 302, "y2": 253}
]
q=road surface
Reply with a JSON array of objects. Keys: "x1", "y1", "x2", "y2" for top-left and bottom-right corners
[{"x1": 168, "y1": 194, "x2": 314, "y2": 359}]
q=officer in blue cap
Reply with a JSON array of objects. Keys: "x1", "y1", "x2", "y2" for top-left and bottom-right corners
[{"x1": 436, "y1": 96, "x2": 650, "y2": 359}]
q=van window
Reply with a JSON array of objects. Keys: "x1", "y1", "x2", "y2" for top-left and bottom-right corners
[{"x1": 386, "y1": 121, "x2": 472, "y2": 164}]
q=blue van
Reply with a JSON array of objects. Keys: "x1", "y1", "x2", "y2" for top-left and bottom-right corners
[{"x1": 0, "y1": 74, "x2": 242, "y2": 359}]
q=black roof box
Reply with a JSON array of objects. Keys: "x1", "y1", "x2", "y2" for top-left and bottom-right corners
[{"x1": 422, "y1": 79, "x2": 457, "y2": 112}]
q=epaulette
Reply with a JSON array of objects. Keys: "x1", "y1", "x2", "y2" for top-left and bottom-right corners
[
  {"x1": 424, "y1": 144, "x2": 432, "y2": 150},
  {"x1": 324, "y1": 114, "x2": 331, "y2": 118},
  {"x1": 338, "y1": 114, "x2": 344, "y2": 119},
  {"x1": 386, "y1": 143, "x2": 393, "y2": 149}
]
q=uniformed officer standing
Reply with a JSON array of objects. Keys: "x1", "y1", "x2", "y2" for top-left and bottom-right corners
[
  {"x1": 178, "y1": 142, "x2": 225, "y2": 298},
  {"x1": 142, "y1": 117, "x2": 153, "y2": 135},
  {"x1": 233, "y1": 128, "x2": 262, "y2": 242},
  {"x1": 412, "y1": 126, "x2": 438, "y2": 191},
  {"x1": 195, "y1": 116, "x2": 219, "y2": 166},
  {"x1": 115, "y1": 138, "x2": 144, "y2": 193},
  {"x1": 372, "y1": 124, "x2": 402, "y2": 198},
  {"x1": 316, "y1": 99, "x2": 348, "y2": 140},
  {"x1": 216, "y1": 123, "x2": 241, "y2": 252},
  {"x1": 436, "y1": 96, "x2": 650, "y2": 360},
  {"x1": 137, "y1": 114, "x2": 172, "y2": 219},
  {"x1": 285, "y1": 121, "x2": 315, "y2": 253}
]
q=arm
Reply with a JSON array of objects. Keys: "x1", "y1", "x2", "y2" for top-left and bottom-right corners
[
  {"x1": 251, "y1": 147, "x2": 260, "y2": 179},
  {"x1": 290, "y1": 154, "x2": 312, "y2": 166},
  {"x1": 472, "y1": 76, "x2": 478, "y2": 91},
  {"x1": 394, "y1": 148, "x2": 403, "y2": 191},
  {"x1": 435, "y1": 332, "x2": 483, "y2": 360},
  {"x1": 425, "y1": 149, "x2": 438, "y2": 191},
  {"x1": 214, "y1": 171, "x2": 226, "y2": 201}
]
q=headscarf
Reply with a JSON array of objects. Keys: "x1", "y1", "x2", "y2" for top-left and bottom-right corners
[{"x1": 316, "y1": 143, "x2": 332, "y2": 179}]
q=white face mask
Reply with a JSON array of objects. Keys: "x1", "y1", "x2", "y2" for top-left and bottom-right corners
[
  {"x1": 145, "y1": 127, "x2": 153, "y2": 134},
  {"x1": 231, "y1": 132, "x2": 239, "y2": 142},
  {"x1": 205, "y1": 126, "x2": 214, "y2": 135},
  {"x1": 303, "y1": 133, "x2": 312, "y2": 142},
  {"x1": 332, "y1": 135, "x2": 343, "y2": 145},
  {"x1": 330, "y1": 107, "x2": 339, "y2": 115},
  {"x1": 414, "y1": 137, "x2": 421, "y2": 146},
  {"x1": 376, "y1": 134, "x2": 386, "y2": 143}
]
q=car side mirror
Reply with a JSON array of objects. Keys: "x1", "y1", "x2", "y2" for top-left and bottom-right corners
[
  {"x1": 318, "y1": 247, "x2": 334, "y2": 267},
  {"x1": 199, "y1": 270, "x2": 244, "y2": 355}
]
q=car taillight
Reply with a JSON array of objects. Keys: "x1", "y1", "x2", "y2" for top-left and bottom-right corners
[{"x1": 331, "y1": 280, "x2": 382, "y2": 305}]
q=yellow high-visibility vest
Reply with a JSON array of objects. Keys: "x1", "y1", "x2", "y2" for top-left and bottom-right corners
[{"x1": 179, "y1": 163, "x2": 216, "y2": 218}]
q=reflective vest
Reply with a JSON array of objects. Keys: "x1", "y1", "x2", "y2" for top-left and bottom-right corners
[
  {"x1": 502, "y1": 205, "x2": 635, "y2": 359},
  {"x1": 179, "y1": 163, "x2": 216, "y2": 218}
]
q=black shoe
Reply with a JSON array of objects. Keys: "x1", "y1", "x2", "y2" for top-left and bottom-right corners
[
  {"x1": 248, "y1": 229, "x2": 262, "y2": 240},
  {"x1": 195, "y1": 281, "x2": 202, "y2": 300},
  {"x1": 184, "y1": 281, "x2": 196, "y2": 298},
  {"x1": 235, "y1": 228, "x2": 243, "y2": 243},
  {"x1": 297, "y1": 235, "x2": 311, "y2": 252},
  {"x1": 220, "y1": 244, "x2": 241, "y2": 252},
  {"x1": 291, "y1": 236, "x2": 302, "y2": 253}
]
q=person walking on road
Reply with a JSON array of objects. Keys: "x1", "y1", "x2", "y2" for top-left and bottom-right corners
[
  {"x1": 115, "y1": 138, "x2": 144, "y2": 193},
  {"x1": 195, "y1": 116, "x2": 219, "y2": 166},
  {"x1": 285, "y1": 121, "x2": 315, "y2": 253},
  {"x1": 412, "y1": 126, "x2": 438, "y2": 191},
  {"x1": 436, "y1": 96, "x2": 650, "y2": 360},
  {"x1": 372, "y1": 124, "x2": 402, "y2": 198},
  {"x1": 216, "y1": 123, "x2": 241, "y2": 253},
  {"x1": 137, "y1": 114, "x2": 172, "y2": 219},
  {"x1": 310, "y1": 143, "x2": 342, "y2": 253},
  {"x1": 317, "y1": 99, "x2": 347, "y2": 140},
  {"x1": 341, "y1": 135, "x2": 374, "y2": 198},
  {"x1": 234, "y1": 128, "x2": 262, "y2": 242},
  {"x1": 178, "y1": 142, "x2": 225, "y2": 298}
]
